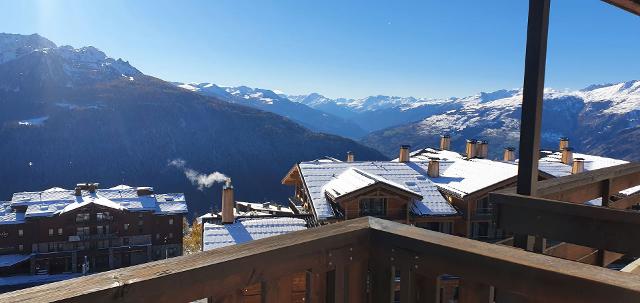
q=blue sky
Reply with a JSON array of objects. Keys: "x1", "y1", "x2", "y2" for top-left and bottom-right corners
[{"x1": 0, "y1": 0, "x2": 638, "y2": 99}]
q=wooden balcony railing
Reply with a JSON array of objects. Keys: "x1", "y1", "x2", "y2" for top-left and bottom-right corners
[
  {"x1": 2, "y1": 216, "x2": 640, "y2": 303},
  {"x1": 491, "y1": 163, "x2": 640, "y2": 264}
]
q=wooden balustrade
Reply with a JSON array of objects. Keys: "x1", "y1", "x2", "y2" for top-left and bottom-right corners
[
  {"x1": 491, "y1": 163, "x2": 640, "y2": 265},
  {"x1": 2, "y1": 217, "x2": 640, "y2": 303}
]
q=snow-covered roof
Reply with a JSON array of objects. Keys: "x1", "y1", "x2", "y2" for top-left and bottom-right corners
[
  {"x1": 1, "y1": 185, "x2": 187, "y2": 223},
  {"x1": 236, "y1": 201, "x2": 293, "y2": 214},
  {"x1": 407, "y1": 148, "x2": 519, "y2": 198},
  {"x1": 537, "y1": 151, "x2": 629, "y2": 177},
  {"x1": 297, "y1": 160, "x2": 458, "y2": 220},
  {"x1": 0, "y1": 202, "x2": 24, "y2": 224},
  {"x1": 0, "y1": 254, "x2": 31, "y2": 267},
  {"x1": 203, "y1": 217, "x2": 307, "y2": 250},
  {"x1": 323, "y1": 168, "x2": 421, "y2": 200}
]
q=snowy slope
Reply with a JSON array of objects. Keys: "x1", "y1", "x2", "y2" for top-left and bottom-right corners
[
  {"x1": 361, "y1": 80, "x2": 640, "y2": 159},
  {"x1": 173, "y1": 82, "x2": 367, "y2": 138}
]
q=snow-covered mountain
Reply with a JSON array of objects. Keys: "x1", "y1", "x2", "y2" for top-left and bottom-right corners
[
  {"x1": 173, "y1": 82, "x2": 367, "y2": 138},
  {"x1": 361, "y1": 80, "x2": 640, "y2": 160},
  {"x1": 0, "y1": 33, "x2": 386, "y2": 217}
]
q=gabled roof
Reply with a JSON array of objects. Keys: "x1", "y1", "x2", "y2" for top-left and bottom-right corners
[
  {"x1": 202, "y1": 217, "x2": 307, "y2": 250},
  {"x1": 407, "y1": 148, "x2": 519, "y2": 198},
  {"x1": 297, "y1": 160, "x2": 458, "y2": 220},
  {"x1": 323, "y1": 168, "x2": 422, "y2": 201},
  {"x1": 1, "y1": 185, "x2": 188, "y2": 223}
]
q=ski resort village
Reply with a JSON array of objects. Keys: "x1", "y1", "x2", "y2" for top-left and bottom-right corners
[{"x1": 2, "y1": 0, "x2": 640, "y2": 302}]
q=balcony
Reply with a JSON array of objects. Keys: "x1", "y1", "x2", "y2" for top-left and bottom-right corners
[{"x1": 2, "y1": 215, "x2": 639, "y2": 303}]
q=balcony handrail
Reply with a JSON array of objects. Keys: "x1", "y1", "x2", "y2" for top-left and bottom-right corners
[{"x1": 1, "y1": 217, "x2": 640, "y2": 303}]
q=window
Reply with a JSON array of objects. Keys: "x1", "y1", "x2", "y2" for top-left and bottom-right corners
[
  {"x1": 473, "y1": 222, "x2": 490, "y2": 239},
  {"x1": 18, "y1": 229, "x2": 23, "y2": 237},
  {"x1": 476, "y1": 197, "x2": 492, "y2": 214},
  {"x1": 123, "y1": 237, "x2": 129, "y2": 245},
  {"x1": 156, "y1": 233, "x2": 160, "y2": 240},
  {"x1": 76, "y1": 226, "x2": 90, "y2": 236},
  {"x1": 169, "y1": 232, "x2": 173, "y2": 239},
  {"x1": 97, "y1": 212, "x2": 111, "y2": 221},
  {"x1": 123, "y1": 223, "x2": 130, "y2": 231},
  {"x1": 57, "y1": 228, "x2": 63, "y2": 236},
  {"x1": 97, "y1": 225, "x2": 103, "y2": 235},
  {"x1": 76, "y1": 213, "x2": 90, "y2": 223},
  {"x1": 18, "y1": 244, "x2": 23, "y2": 252},
  {"x1": 48, "y1": 228, "x2": 54, "y2": 236},
  {"x1": 169, "y1": 218, "x2": 174, "y2": 225},
  {"x1": 359, "y1": 198, "x2": 387, "y2": 216},
  {"x1": 48, "y1": 242, "x2": 55, "y2": 252}
]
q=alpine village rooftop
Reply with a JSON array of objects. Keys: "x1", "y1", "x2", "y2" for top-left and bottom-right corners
[{"x1": 2, "y1": 0, "x2": 640, "y2": 302}]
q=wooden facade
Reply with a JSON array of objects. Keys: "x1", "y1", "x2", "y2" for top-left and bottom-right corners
[
  {"x1": 3, "y1": 217, "x2": 640, "y2": 302},
  {"x1": 0, "y1": 202, "x2": 183, "y2": 276}
]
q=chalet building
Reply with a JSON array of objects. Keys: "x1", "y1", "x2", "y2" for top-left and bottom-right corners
[
  {"x1": 0, "y1": 183, "x2": 187, "y2": 277},
  {"x1": 281, "y1": 151, "x2": 462, "y2": 233}
]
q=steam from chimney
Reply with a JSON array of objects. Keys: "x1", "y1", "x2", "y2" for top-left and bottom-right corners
[{"x1": 168, "y1": 159, "x2": 228, "y2": 191}]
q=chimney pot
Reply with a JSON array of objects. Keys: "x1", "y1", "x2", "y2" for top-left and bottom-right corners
[
  {"x1": 465, "y1": 139, "x2": 477, "y2": 159},
  {"x1": 503, "y1": 147, "x2": 515, "y2": 162},
  {"x1": 427, "y1": 157, "x2": 440, "y2": 178},
  {"x1": 399, "y1": 145, "x2": 411, "y2": 162},
  {"x1": 440, "y1": 134, "x2": 451, "y2": 151},
  {"x1": 559, "y1": 137, "x2": 570, "y2": 151},
  {"x1": 572, "y1": 157, "x2": 585, "y2": 174},
  {"x1": 477, "y1": 140, "x2": 489, "y2": 159},
  {"x1": 561, "y1": 147, "x2": 573, "y2": 165},
  {"x1": 221, "y1": 178, "x2": 235, "y2": 224},
  {"x1": 346, "y1": 151, "x2": 354, "y2": 162}
]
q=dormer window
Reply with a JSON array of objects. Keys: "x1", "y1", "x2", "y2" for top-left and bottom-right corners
[{"x1": 359, "y1": 198, "x2": 387, "y2": 217}]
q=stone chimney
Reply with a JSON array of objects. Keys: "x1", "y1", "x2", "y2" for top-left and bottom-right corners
[
  {"x1": 440, "y1": 134, "x2": 451, "y2": 151},
  {"x1": 399, "y1": 145, "x2": 410, "y2": 163},
  {"x1": 427, "y1": 158, "x2": 440, "y2": 178},
  {"x1": 503, "y1": 147, "x2": 516, "y2": 162},
  {"x1": 221, "y1": 178, "x2": 235, "y2": 224},
  {"x1": 572, "y1": 157, "x2": 585, "y2": 174},
  {"x1": 561, "y1": 147, "x2": 573, "y2": 165},
  {"x1": 476, "y1": 140, "x2": 489, "y2": 159},
  {"x1": 559, "y1": 137, "x2": 569, "y2": 151},
  {"x1": 136, "y1": 187, "x2": 154, "y2": 196},
  {"x1": 346, "y1": 151, "x2": 354, "y2": 162},
  {"x1": 465, "y1": 139, "x2": 477, "y2": 159},
  {"x1": 75, "y1": 183, "x2": 98, "y2": 196}
]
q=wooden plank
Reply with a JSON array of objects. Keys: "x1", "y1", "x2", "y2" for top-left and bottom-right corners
[
  {"x1": 309, "y1": 268, "x2": 327, "y2": 303},
  {"x1": 0, "y1": 218, "x2": 371, "y2": 303},
  {"x1": 370, "y1": 255, "x2": 393, "y2": 303},
  {"x1": 368, "y1": 218, "x2": 640, "y2": 303},
  {"x1": 492, "y1": 192, "x2": 640, "y2": 255},
  {"x1": 610, "y1": 194, "x2": 640, "y2": 210},
  {"x1": 603, "y1": 0, "x2": 640, "y2": 15},
  {"x1": 536, "y1": 163, "x2": 640, "y2": 202},
  {"x1": 516, "y1": 0, "x2": 551, "y2": 196}
]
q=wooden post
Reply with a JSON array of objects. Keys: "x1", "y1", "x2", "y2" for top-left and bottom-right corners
[
  {"x1": 400, "y1": 265, "x2": 416, "y2": 303},
  {"x1": 516, "y1": 0, "x2": 551, "y2": 196},
  {"x1": 347, "y1": 260, "x2": 367, "y2": 303},
  {"x1": 371, "y1": 262, "x2": 393, "y2": 303}
]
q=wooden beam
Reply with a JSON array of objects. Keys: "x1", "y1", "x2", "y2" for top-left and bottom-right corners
[
  {"x1": 516, "y1": 0, "x2": 551, "y2": 196},
  {"x1": 603, "y1": 0, "x2": 640, "y2": 15},
  {"x1": 492, "y1": 192, "x2": 640, "y2": 255},
  {"x1": 368, "y1": 218, "x2": 640, "y2": 303},
  {"x1": 0, "y1": 218, "x2": 371, "y2": 303}
]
